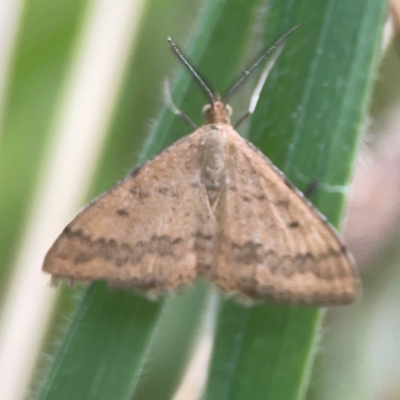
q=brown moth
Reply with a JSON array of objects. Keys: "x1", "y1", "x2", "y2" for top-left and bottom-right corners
[{"x1": 43, "y1": 26, "x2": 359, "y2": 306}]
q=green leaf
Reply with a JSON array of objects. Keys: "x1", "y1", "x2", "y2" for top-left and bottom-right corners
[
  {"x1": 130, "y1": 283, "x2": 214, "y2": 400},
  {"x1": 203, "y1": 1, "x2": 386, "y2": 399},
  {"x1": 36, "y1": 283, "x2": 160, "y2": 399}
]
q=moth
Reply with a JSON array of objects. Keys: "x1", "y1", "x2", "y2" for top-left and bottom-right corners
[{"x1": 43, "y1": 25, "x2": 359, "y2": 306}]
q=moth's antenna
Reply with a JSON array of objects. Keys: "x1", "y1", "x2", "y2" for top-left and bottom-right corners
[
  {"x1": 223, "y1": 23, "x2": 304, "y2": 104},
  {"x1": 167, "y1": 37, "x2": 215, "y2": 105}
]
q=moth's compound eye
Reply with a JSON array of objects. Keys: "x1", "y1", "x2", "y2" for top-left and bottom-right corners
[
  {"x1": 225, "y1": 104, "x2": 233, "y2": 117},
  {"x1": 202, "y1": 104, "x2": 212, "y2": 116}
]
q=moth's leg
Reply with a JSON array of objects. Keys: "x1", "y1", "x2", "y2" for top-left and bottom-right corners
[
  {"x1": 234, "y1": 44, "x2": 284, "y2": 129},
  {"x1": 303, "y1": 179, "x2": 319, "y2": 198},
  {"x1": 163, "y1": 79, "x2": 197, "y2": 129}
]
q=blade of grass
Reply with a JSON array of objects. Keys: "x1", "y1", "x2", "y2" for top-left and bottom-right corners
[
  {"x1": 33, "y1": 0, "x2": 204, "y2": 388},
  {"x1": 0, "y1": 2, "x2": 89, "y2": 399},
  {"x1": 130, "y1": 283, "x2": 216, "y2": 400},
  {"x1": 307, "y1": 40, "x2": 400, "y2": 400},
  {"x1": 0, "y1": 1, "x2": 23, "y2": 137},
  {"x1": 203, "y1": 0, "x2": 386, "y2": 399},
  {"x1": 34, "y1": 0, "x2": 264, "y2": 398},
  {"x1": 0, "y1": 0, "x2": 87, "y2": 302},
  {"x1": 129, "y1": 1, "x2": 267, "y2": 398},
  {"x1": 36, "y1": 282, "x2": 160, "y2": 400},
  {"x1": 0, "y1": 1, "x2": 147, "y2": 399}
]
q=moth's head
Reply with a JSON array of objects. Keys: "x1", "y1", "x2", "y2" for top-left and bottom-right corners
[
  {"x1": 167, "y1": 24, "x2": 303, "y2": 128},
  {"x1": 202, "y1": 98, "x2": 232, "y2": 125}
]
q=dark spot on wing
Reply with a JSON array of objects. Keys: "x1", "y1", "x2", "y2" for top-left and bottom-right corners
[
  {"x1": 275, "y1": 200, "x2": 289, "y2": 208},
  {"x1": 130, "y1": 187, "x2": 150, "y2": 200},
  {"x1": 231, "y1": 241, "x2": 263, "y2": 264},
  {"x1": 116, "y1": 209, "x2": 129, "y2": 216}
]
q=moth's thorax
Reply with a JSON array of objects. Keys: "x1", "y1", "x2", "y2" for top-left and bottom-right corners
[
  {"x1": 200, "y1": 125, "x2": 227, "y2": 206},
  {"x1": 202, "y1": 100, "x2": 232, "y2": 125}
]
